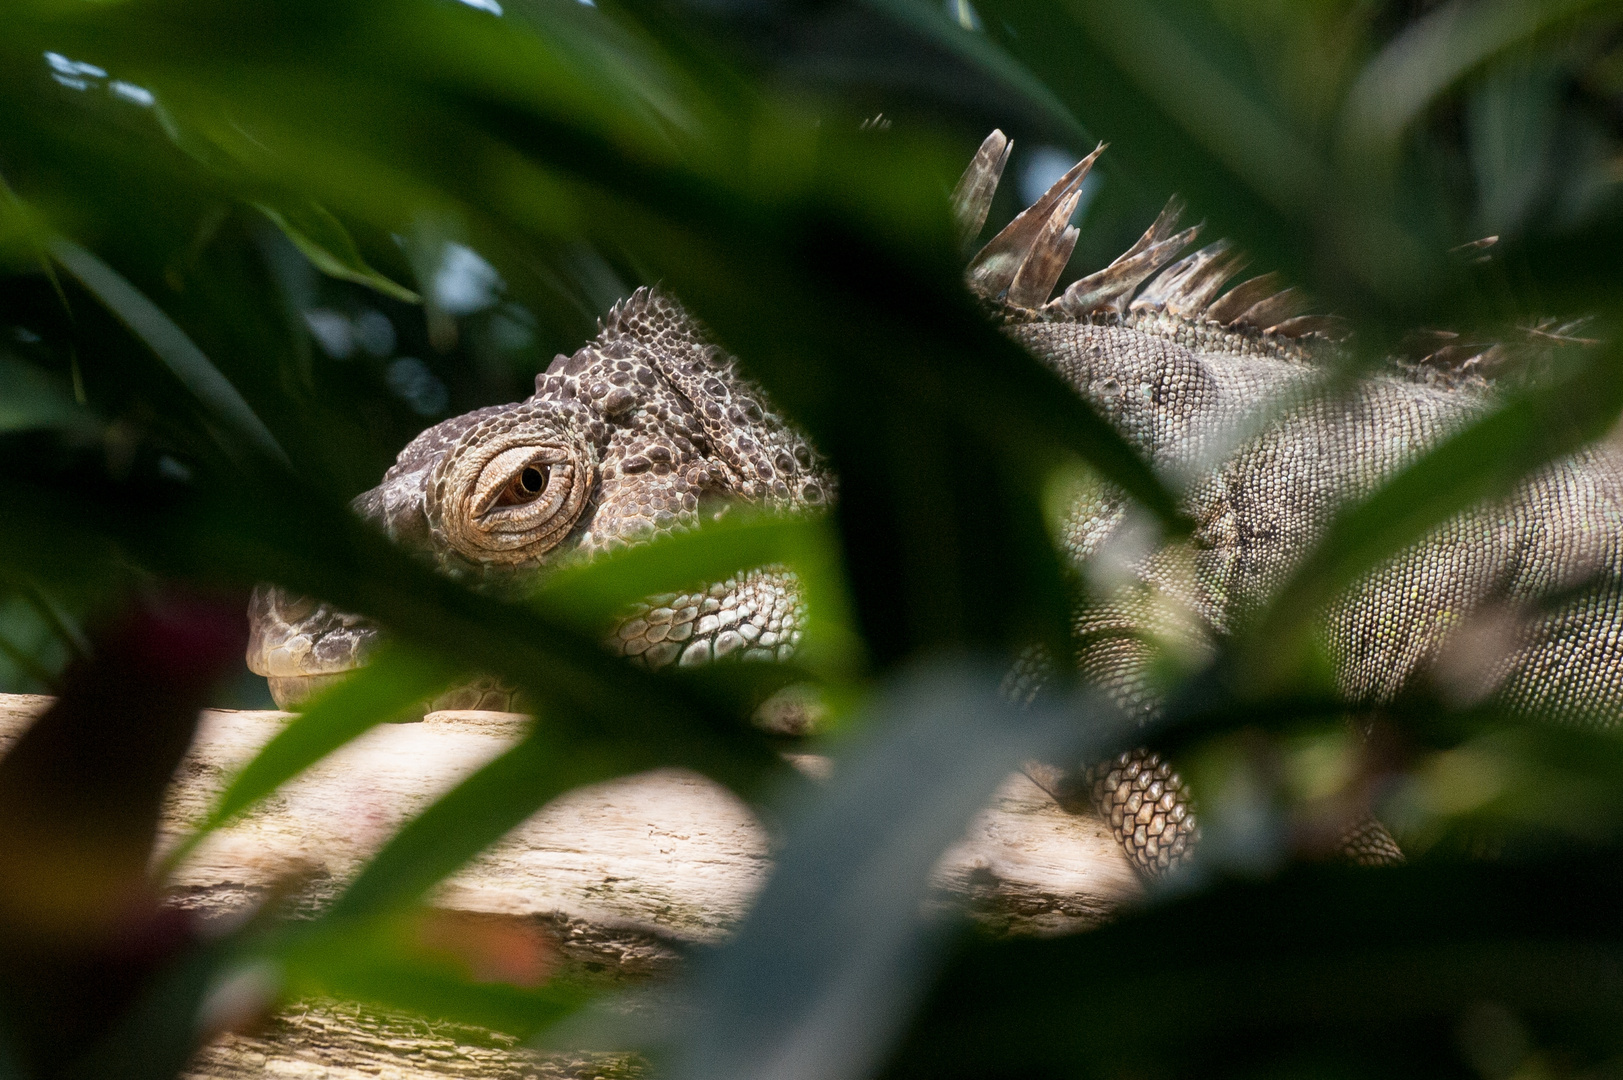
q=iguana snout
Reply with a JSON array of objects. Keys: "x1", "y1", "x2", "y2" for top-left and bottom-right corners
[{"x1": 245, "y1": 585, "x2": 523, "y2": 712}]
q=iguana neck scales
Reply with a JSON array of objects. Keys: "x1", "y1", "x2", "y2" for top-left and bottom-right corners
[{"x1": 250, "y1": 130, "x2": 1619, "y2": 879}]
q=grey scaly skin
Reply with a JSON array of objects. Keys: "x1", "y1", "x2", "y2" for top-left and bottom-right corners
[
  {"x1": 251, "y1": 131, "x2": 1622, "y2": 879},
  {"x1": 962, "y1": 131, "x2": 1617, "y2": 874}
]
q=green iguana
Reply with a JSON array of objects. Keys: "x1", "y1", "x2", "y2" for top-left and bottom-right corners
[{"x1": 249, "y1": 131, "x2": 1621, "y2": 878}]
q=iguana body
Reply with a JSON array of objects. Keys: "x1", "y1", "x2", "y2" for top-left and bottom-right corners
[{"x1": 250, "y1": 132, "x2": 1623, "y2": 877}]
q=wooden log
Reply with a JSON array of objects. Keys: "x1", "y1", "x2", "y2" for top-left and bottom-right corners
[{"x1": 0, "y1": 694, "x2": 1140, "y2": 1078}]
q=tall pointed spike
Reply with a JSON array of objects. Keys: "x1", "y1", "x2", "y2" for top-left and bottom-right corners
[
  {"x1": 1161, "y1": 243, "x2": 1245, "y2": 318},
  {"x1": 1131, "y1": 240, "x2": 1230, "y2": 313},
  {"x1": 1050, "y1": 225, "x2": 1199, "y2": 318},
  {"x1": 951, "y1": 130, "x2": 1012, "y2": 252},
  {"x1": 1238, "y1": 287, "x2": 1308, "y2": 329},
  {"x1": 1205, "y1": 272, "x2": 1284, "y2": 326},
  {"x1": 1129, "y1": 252, "x2": 1200, "y2": 312},
  {"x1": 1007, "y1": 194, "x2": 1082, "y2": 309},
  {"x1": 967, "y1": 143, "x2": 1103, "y2": 299},
  {"x1": 1107, "y1": 196, "x2": 1187, "y2": 271},
  {"x1": 1142, "y1": 196, "x2": 1188, "y2": 247}
]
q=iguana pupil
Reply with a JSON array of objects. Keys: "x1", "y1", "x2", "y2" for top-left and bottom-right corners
[{"x1": 489, "y1": 462, "x2": 552, "y2": 510}]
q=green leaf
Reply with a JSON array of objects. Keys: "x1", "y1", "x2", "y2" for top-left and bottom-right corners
[
  {"x1": 536, "y1": 511, "x2": 859, "y2": 669},
  {"x1": 0, "y1": 465, "x2": 782, "y2": 792},
  {"x1": 254, "y1": 200, "x2": 420, "y2": 303},
  {"x1": 272, "y1": 906, "x2": 595, "y2": 1037},
  {"x1": 1339, "y1": 0, "x2": 1619, "y2": 173},
  {"x1": 886, "y1": 857, "x2": 1623, "y2": 1080},
  {"x1": 858, "y1": 0, "x2": 1090, "y2": 146},
  {"x1": 661, "y1": 663, "x2": 1115, "y2": 1080},
  {"x1": 1387, "y1": 721, "x2": 1623, "y2": 852},
  {"x1": 0, "y1": 354, "x2": 97, "y2": 435},
  {"x1": 46, "y1": 237, "x2": 290, "y2": 467},
  {"x1": 324, "y1": 723, "x2": 620, "y2": 921}
]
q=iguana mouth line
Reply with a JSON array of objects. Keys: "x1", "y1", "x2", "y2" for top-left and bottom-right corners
[
  {"x1": 246, "y1": 586, "x2": 523, "y2": 713},
  {"x1": 246, "y1": 585, "x2": 378, "y2": 680},
  {"x1": 245, "y1": 584, "x2": 382, "y2": 710}
]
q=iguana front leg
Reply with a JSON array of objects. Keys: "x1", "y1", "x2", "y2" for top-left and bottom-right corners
[
  {"x1": 1019, "y1": 752, "x2": 1201, "y2": 877},
  {"x1": 1336, "y1": 815, "x2": 1405, "y2": 867},
  {"x1": 1072, "y1": 747, "x2": 1401, "y2": 878},
  {"x1": 1018, "y1": 644, "x2": 1400, "y2": 877}
]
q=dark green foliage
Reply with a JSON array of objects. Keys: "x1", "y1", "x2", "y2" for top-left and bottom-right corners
[
  {"x1": 889, "y1": 856, "x2": 1623, "y2": 1080},
  {"x1": 3, "y1": 0, "x2": 1623, "y2": 1077}
]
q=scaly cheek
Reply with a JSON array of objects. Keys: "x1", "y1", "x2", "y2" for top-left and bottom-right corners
[
  {"x1": 574, "y1": 468, "x2": 708, "y2": 558},
  {"x1": 369, "y1": 570, "x2": 807, "y2": 719},
  {"x1": 609, "y1": 567, "x2": 805, "y2": 670}
]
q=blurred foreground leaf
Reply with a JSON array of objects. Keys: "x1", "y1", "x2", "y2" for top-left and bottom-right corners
[
  {"x1": 657, "y1": 663, "x2": 1119, "y2": 1080},
  {"x1": 0, "y1": 355, "x2": 96, "y2": 436},
  {"x1": 271, "y1": 906, "x2": 592, "y2": 1038},
  {"x1": 888, "y1": 857, "x2": 1623, "y2": 1080},
  {"x1": 167, "y1": 644, "x2": 462, "y2": 870}
]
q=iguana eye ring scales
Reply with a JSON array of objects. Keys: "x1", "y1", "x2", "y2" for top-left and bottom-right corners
[{"x1": 250, "y1": 130, "x2": 1622, "y2": 878}]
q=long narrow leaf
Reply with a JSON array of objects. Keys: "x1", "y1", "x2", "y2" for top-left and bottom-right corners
[
  {"x1": 536, "y1": 511, "x2": 858, "y2": 667},
  {"x1": 665, "y1": 662, "x2": 1114, "y2": 1080},
  {"x1": 324, "y1": 723, "x2": 621, "y2": 921},
  {"x1": 1340, "y1": 0, "x2": 1616, "y2": 169},
  {"x1": 886, "y1": 857, "x2": 1623, "y2": 1079},
  {"x1": 47, "y1": 237, "x2": 289, "y2": 466},
  {"x1": 164, "y1": 644, "x2": 461, "y2": 871},
  {"x1": 253, "y1": 200, "x2": 420, "y2": 303}
]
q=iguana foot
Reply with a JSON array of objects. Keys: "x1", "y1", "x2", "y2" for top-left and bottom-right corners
[
  {"x1": 1086, "y1": 748, "x2": 1200, "y2": 877},
  {"x1": 1337, "y1": 815, "x2": 1405, "y2": 866},
  {"x1": 1048, "y1": 749, "x2": 1404, "y2": 878}
]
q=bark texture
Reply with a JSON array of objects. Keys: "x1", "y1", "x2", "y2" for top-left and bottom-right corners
[{"x1": 0, "y1": 694, "x2": 1139, "y2": 1079}]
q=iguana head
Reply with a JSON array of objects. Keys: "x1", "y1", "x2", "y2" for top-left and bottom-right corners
[{"x1": 248, "y1": 287, "x2": 831, "y2": 709}]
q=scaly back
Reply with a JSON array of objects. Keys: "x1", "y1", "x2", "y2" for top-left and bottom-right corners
[{"x1": 956, "y1": 130, "x2": 1623, "y2": 728}]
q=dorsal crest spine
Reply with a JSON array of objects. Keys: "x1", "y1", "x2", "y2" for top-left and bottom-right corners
[
  {"x1": 952, "y1": 130, "x2": 1559, "y2": 380},
  {"x1": 956, "y1": 131, "x2": 1341, "y2": 349}
]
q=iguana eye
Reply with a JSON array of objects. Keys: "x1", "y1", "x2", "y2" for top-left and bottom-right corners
[
  {"x1": 427, "y1": 427, "x2": 595, "y2": 565},
  {"x1": 495, "y1": 464, "x2": 550, "y2": 507}
]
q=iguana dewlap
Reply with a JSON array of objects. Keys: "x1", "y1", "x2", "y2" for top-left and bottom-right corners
[{"x1": 250, "y1": 131, "x2": 1623, "y2": 877}]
